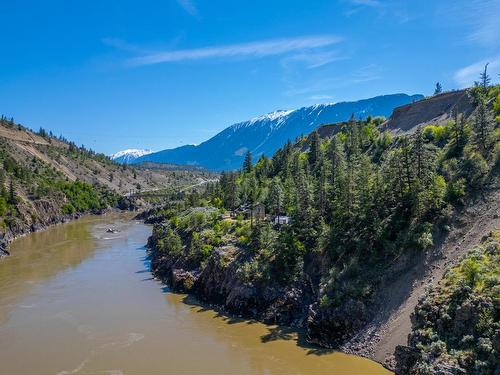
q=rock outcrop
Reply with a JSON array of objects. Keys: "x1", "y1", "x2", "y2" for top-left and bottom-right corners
[{"x1": 150, "y1": 240, "x2": 314, "y2": 326}]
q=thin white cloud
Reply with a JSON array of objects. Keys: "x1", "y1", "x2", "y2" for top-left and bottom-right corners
[
  {"x1": 446, "y1": 0, "x2": 500, "y2": 47},
  {"x1": 350, "y1": 0, "x2": 382, "y2": 8},
  {"x1": 102, "y1": 37, "x2": 149, "y2": 54},
  {"x1": 466, "y1": 0, "x2": 500, "y2": 46},
  {"x1": 127, "y1": 35, "x2": 342, "y2": 66},
  {"x1": 345, "y1": 0, "x2": 413, "y2": 23},
  {"x1": 284, "y1": 65, "x2": 383, "y2": 97},
  {"x1": 351, "y1": 64, "x2": 382, "y2": 83},
  {"x1": 454, "y1": 56, "x2": 500, "y2": 88},
  {"x1": 281, "y1": 50, "x2": 347, "y2": 69},
  {"x1": 309, "y1": 94, "x2": 335, "y2": 102},
  {"x1": 177, "y1": 0, "x2": 199, "y2": 17}
]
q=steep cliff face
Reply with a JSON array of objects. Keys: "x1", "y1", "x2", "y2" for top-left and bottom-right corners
[
  {"x1": 383, "y1": 90, "x2": 474, "y2": 134},
  {"x1": 150, "y1": 230, "x2": 315, "y2": 326}
]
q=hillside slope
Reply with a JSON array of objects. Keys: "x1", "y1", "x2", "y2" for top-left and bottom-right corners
[
  {"x1": 340, "y1": 191, "x2": 499, "y2": 367},
  {"x1": 394, "y1": 230, "x2": 499, "y2": 374},
  {"x1": 135, "y1": 93, "x2": 422, "y2": 171},
  {"x1": 0, "y1": 119, "x2": 211, "y2": 255}
]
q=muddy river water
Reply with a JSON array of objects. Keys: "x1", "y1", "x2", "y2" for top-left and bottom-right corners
[{"x1": 0, "y1": 214, "x2": 390, "y2": 375}]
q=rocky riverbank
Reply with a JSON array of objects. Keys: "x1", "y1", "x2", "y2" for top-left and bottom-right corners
[
  {"x1": 146, "y1": 216, "x2": 400, "y2": 358},
  {"x1": 0, "y1": 205, "x2": 100, "y2": 259},
  {"x1": 146, "y1": 190, "x2": 499, "y2": 371},
  {"x1": 149, "y1": 239, "x2": 315, "y2": 326}
]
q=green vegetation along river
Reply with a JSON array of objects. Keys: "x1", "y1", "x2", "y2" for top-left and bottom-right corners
[{"x1": 0, "y1": 214, "x2": 390, "y2": 374}]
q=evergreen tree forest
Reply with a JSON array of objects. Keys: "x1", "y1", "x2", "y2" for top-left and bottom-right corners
[{"x1": 149, "y1": 80, "x2": 499, "y2": 324}]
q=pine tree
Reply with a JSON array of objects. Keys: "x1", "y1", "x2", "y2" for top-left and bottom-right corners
[
  {"x1": 451, "y1": 110, "x2": 467, "y2": 152},
  {"x1": 220, "y1": 171, "x2": 238, "y2": 210},
  {"x1": 327, "y1": 137, "x2": 343, "y2": 188},
  {"x1": 8, "y1": 180, "x2": 17, "y2": 205},
  {"x1": 413, "y1": 127, "x2": 425, "y2": 182},
  {"x1": 316, "y1": 163, "x2": 328, "y2": 217},
  {"x1": 434, "y1": 82, "x2": 442, "y2": 95},
  {"x1": 472, "y1": 64, "x2": 494, "y2": 153},
  {"x1": 308, "y1": 130, "x2": 320, "y2": 173},
  {"x1": 247, "y1": 174, "x2": 259, "y2": 226},
  {"x1": 243, "y1": 151, "x2": 253, "y2": 173},
  {"x1": 0, "y1": 170, "x2": 6, "y2": 199},
  {"x1": 400, "y1": 136, "x2": 414, "y2": 192},
  {"x1": 345, "y1": 115, "x2": 361, "y2": 160},
  {"x1": 473, "y1": 101, "x2": 494, "y2": 153},
  {"x1": 269, "y1": 177, "x2": 283, "y2": 217},
  {"x1": 477, "y1": 63, "x2": 491, "y2": 90}
]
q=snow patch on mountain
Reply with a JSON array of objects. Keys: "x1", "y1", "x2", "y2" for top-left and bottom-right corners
[
  {"x1": 111, "y1": 149, "x2": 153, "y2": 164},
  {"x1": 250, "y1": 109, "x2": 295, "y2": 123}
]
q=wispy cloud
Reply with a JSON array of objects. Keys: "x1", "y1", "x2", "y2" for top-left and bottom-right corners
[
  {"x1": 177, "y1": 0, "x2": 199, "y2": 17},
  {"x1": 102, "y1": 37, "x2": 150, "y2": 54},
  {"x1": 351, "y1": 64, "x2": 382, "y2": 83},
  {"x1": 445, "y1": 0, "x2": 500, "y2": 46},
  {"x1": 127, "y1": 35, "x2": 342, "y2": 66},
  {"x1": 344, "y1": 0, "x2": 413, "y2": 23},
  {"x1": 465, "y1": 0, "x2": 500, "y2": 46},
  {"x1": 454, "y1": 56, "x2": 500, "y2": 88},
  {"x1": 308, "y1": 94, "x2": 335, "y2": 102},
  {"x1": 284, "y1": 64, "x2": 383, "y2": 97},
  {"x1": 281, "y1": 50, "x2": 347, "y2": 69},
  {"x1": 349, "y1": 0, "x2": 382, "y2": 8}
]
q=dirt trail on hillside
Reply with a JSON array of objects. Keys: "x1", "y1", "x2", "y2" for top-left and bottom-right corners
[{"x1": 341, "y1": 191, "x2": 500, "y2": 369}]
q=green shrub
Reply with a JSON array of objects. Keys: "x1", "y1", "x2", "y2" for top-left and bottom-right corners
[
  {"x1": 424, "y1": 124, "x2": 450, "y2": 144},
  {"x1": 62, "y1": 203, "x2": 76, "y2": 215},
  {"x1": 157, "y1": 228, "x2": 183, "y2": 256},
  {"x1": 446, "y1": 178, "x2": 466, "y2": 201},
  {"x1": 0, "y1": 196, "x2": 6, "y2": 216}
]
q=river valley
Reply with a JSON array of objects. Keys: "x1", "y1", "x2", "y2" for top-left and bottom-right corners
[{"x1": 0, "y1": 214, "x2": 390, "y2": 375}]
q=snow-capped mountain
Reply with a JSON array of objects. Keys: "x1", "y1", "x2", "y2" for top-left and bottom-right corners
[
  {"x1": 133, "y1": 93, "x2": 423, "y2": 171},
  {"x1": 111, "y1": 149, "x2": 153, "y2": 164}
]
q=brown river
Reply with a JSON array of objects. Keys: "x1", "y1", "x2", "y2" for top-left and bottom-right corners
[{"x1": 0, "y1": 214, "x2": 390, "y2": 375}]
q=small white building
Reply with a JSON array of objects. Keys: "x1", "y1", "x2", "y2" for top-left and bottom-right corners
[{"x1": 273, "y1": 215, "x2": 291, "y2": 225}]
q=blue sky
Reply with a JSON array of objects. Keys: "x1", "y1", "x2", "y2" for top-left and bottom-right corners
[{"x1": 1, "y1": 0, "x2": 499, "y2": 154}]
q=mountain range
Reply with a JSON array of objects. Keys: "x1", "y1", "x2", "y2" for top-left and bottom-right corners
[{"x1": 121, "y1": 93, "x2": 423, "y2": 170}]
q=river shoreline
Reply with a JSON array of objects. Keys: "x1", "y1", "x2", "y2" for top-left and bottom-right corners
[
  {"x1": 137, "y1": 189, "x2": 500, "y2": 373},
  {"x1": 147, "y1": 243, "x2": 395, "y2": 371},
  {"x1": 0, "y1": 215, "x2": 390, "y2": 375},
  {"x1": 0, "y1": 207, "x2": 132, "y2": 259}
]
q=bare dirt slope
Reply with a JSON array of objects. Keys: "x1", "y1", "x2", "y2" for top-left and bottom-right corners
[
  {"x1": 340, "y1": 190, "x2": 500, "y2": 369},
  {"x1": 0, "y1": 123, "x2": 213, "y2": 195},
  {"x1": 383, "y1": 90, "x2": 474, "y2": 134}
]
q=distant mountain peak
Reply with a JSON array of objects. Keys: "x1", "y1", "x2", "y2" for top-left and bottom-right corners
[
  {"x1": 251, "y1": 109, "x2": 295, "y2": 122},
  {"x1": 111, "y1": 149, "x2": 153, "y2": 164}
]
